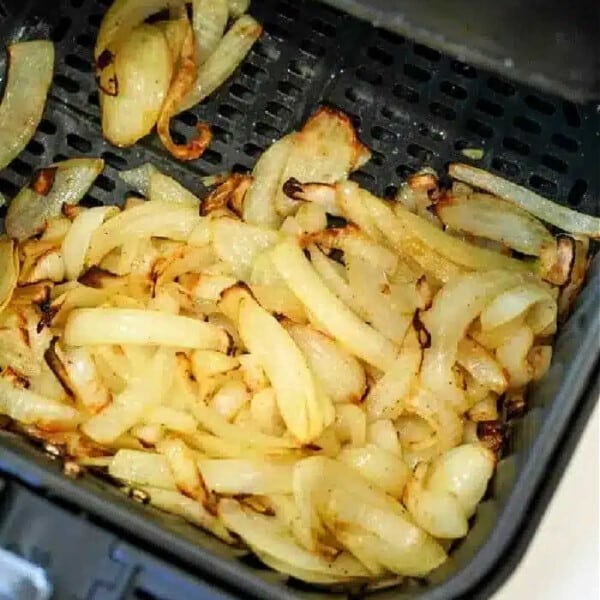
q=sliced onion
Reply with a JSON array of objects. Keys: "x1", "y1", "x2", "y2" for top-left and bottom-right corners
[
  {"x1": 156, "y1": 20, "x2": 214, "y2": 161},
  {"x1": 176, "y1": 15, "x2": 262, "y2": 113},
  {"x1": 427, "y1": 443, "x2": 495, "y2": 517},
  {"x1": 272, "y1": 240, "x2": 398, "y2": 370},
  {"x1": 101, "y1": 24, "x2": 173, "y2": 147},
  {"x1": 479, "y1": 282, "x2": 555, "y2": 331},
  {"x1": 338, "y1": 444, "x2": 410, "y2": 498},
  {"x1": 64, "y1": 307, "x2": 229, "y2": 351},
  {"x1": 435, "y1": 193, "x2": 555, "y2": 256},
  {"x1": 191, "y1": 0, "x2": 229, "y2": 65},
  {"x1": 286, "y1": 322, "x2": 366, "y2": 405},
  {"x1": 227, "y1": 0, "x2": 250, "y2": 17},
  {"x1": 108, "y1": 449, "x2": 176, "y2": 489},
  {"x1": 120, "y1": 164, "x2": 201, "y2": 207},
  {"x1": 365, "y1": 328, "x2": 422, "y2": 421},
  {"x1": 275, "y1": 107, "x2": 371, "y2": 216},
  {"x1": 496, "y1": 325, "x2": 534, "y2": 388},
  {"x1": 238, "y1": 294, "x2": 332, "y2": 443},
  {"x1": 456, "y1": 337, "x2": 507, "y2": 394},
  {"x1": 403, "y1": 467, "x2": 468, "y2": 539},
  {"x1": 62, "y1": 206, "x2": 119, "y2": 280},
  {"x1": 0, "y1": 238, "x2": 19, "y2": 314},
  {"x1": 0, "y1": 41, "x2": 54, "y2": 170},
  {"x1": 156, "y1": 437, "x2": 205, "y2": 500},
  {"x1": 0, "y1": 376, "x2": 79, "y2": 429},
  {"x1": 420, "y1": 270, "x2": 522, "y2": 408},
  {"x1": 243, "y1": 134, "x2": 295, "y2": 228},
  {"x1": 95, "y1": 0, "x2": 184, "y2": 95},
  {"x1": 142, "y1": 486, "x2": 234, "y2": 542},
  {"x1": 6, "y1": 159, "x2": 105, "y2": 241},
  {"x1": 449, "y1": 163, "x2": 600, "y2": 238},
  {"x1": 218, "y1": 499, "x2": 368, "y2": 580},
  {"x1": 199, "y1": 458, "x2": 294, "y2": 494},
  {"x1": 86, "y1": 201, "x2": 200, "y2": 265}
]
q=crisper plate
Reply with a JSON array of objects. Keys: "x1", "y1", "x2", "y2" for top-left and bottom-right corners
[{"x1": 0, "y1": 1, "x2": 599, "y2": 599}]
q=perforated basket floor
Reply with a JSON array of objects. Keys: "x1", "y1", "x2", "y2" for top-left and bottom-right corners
[{"x1": 0, "y1": 1, "x2": 599, "y2": 599}]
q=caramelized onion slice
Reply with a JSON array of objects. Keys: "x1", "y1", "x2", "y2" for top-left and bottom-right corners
[
  {"x1": 0, "y1": 41, "x2": 54, "y2": 170},
  {"x1": 6, "y1": 159, "x2": 105, "y2": 242}
]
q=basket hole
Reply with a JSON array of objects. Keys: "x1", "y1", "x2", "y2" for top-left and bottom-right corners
[
  {"x1": 450, "y1": 60, "x2": 477, "y2": 78},
  {"x1": 211, "y1": 125, "x2": 232, "y2": 144},
  {"x1": 440, "y1": 80, "x2": 467, "y2": 100},
  {"x1": 356, "y1": 66, "x2": 382, "y2": 86},
  {"x1": 243, "y1": 143, "x2": 264, "y2": 158},
  {"x1": 349, "y1": 170, "x2": 376, "y2": 188},
  {"x1": 503, "y1": 136, "x2": 530, "y2": 156},
  {"x1": 229, "y1": 83, "x2": 253, "y2": 102},
  {"x1": 491, "y1": 157, "x2": 519, "y2": 178},
  {"x1": 76, "y1": 33, "x2": 95, "y2": 49},
  {"x1": 413, "y1": 43, "x2": 440, "y2": 62},
  {"x1": 476, "y1": 98, "x2": 504, "y2": 118},
  {"x1": 524, "y1": 94, "x2": 555, "y2": 115},
  {"x1": 551, "y1": 133, "x2": 578, "y2": 153},
  {"x1": 466, "y1": 118, "x2": 493, "y2": 139},
  {"x1": 54, "y1": 74, "x2": 80, "y2": 94},
  {"x1": 384, "y1": 184, "x2": 398, "y2": 198},
  {"x1": 255, "y1": 122, "x2": 280, "y2": 139},
  {"x1": 529, "y1": 174, "x2": 557, "y2": 197},
  {"x1": 403, "y1": 63, "x2": 431, "y2": 82},
  {"x1": 370, "y1": 151, "x2": 385, "y2": 166},
  {"x1": 101, "y1": 151, "x2": 127, "y2": 170},
  {"x1": 232, "y1": 163, "x2": 251, "y2": 175},
  {"x1": 70, "y1": 0, "x2": 84, "y2": 7},
  {"x1": 241, "y1": 62, "x2": 268, "y2": 82},
  {"x1": 65, "y1": 54, "x2": 92, "y2": 73},
  {"x1": 381, "y1": 103, "x2": 408, "y2": 120},
  {"x1": 541, "y1": 154, "x2": 568, "y2": 174},
  {"x1": 300, "y1": 39, "x2": 325, "y2": 58},
  {"x1": 407, "y1": 143, "x2": 433, "y2": 162},
  {"x1": 67, "y1": 133, "x2": 92, "y2": 153},
  {"x1": 38, "y1": 119, "x2": 57, "y2": 135},
  {"x1": 88, "y1": 13, "x2": 102, "y2": 27},
  {"x1": 95, "y1": 174, "x2": 115, "y2": 192},
  {"x1": 371, "y1": 126, "x2": 397, "y2": 144},
  {"x1": 429, "y1": 102, "x2": 456, "y2": 121},
  {"x1": 201, "y1": 149, "x2": 222, "y2": 165},
  {"x1": 80, "y1": 194, "x2": 103, "y2": 208},
  {"x1": 9, "y1": 158, "x2": 33, "y2": 177},
  {"x1": 87, "y1": 92, "x2": 100, "y2": 107},
  {"x1": 288, "y1": 59, "x2": 314, "y2": 79},
  {"x1": 174, "y1": 111, "x2": 197, "y2": 127},
  {"x1": 396, "y1": 164, "x2": 416, "y2": 178},
  {"x1": 514, "y1": 116, "x2": 541, "y2": 135},
  {"x1": 265, "y1": 101, "x2": 292, "y2": 119},
  {"x1": 53, "y1": 154, "x2": 68, "y2": 163},
  {"x1": 311, "y1": 17, "x2": 335, "y2": 37},
  {"x1": 487, "y1": 76, "x2": 515, "y2": 96},
  {"x1": 251, "y1": 41, "x2": 280, "y2": 62},
  {"x1": 277, "y1": 81, "x2": 301, "y2": 98},
  {"x1": 567, "y1": 179, "x2": 587, "y2": 207},
  {"x1": 26, "y1": 140, "x2": 45, "y2": 156},
  {"x1": 367, "y1": 46, "x2": 393, "y2": 66},
  {"x1": 377, "y1": 28, "x2": 405, "y2": 45},
  {"x1": 393, "y1": 83, "x2": 419, "y2": 103},
  {"x1": 218, "y1": 104, "x2": 244, "y2": 121},
  {"x1": 0, "y1": 178, "x2": 19, "y2": 197},
  {"x1": 275, "y1": 1, "x2": 299, "y2": 20},
  {"x1": 51, "y1": 17, "x2": 72, "y2": 42},
  {"x1": 264, "y1": 22, "x2": 288, "y2": 41},
  {"x1": 562, "y1": 101, "x2": 581, "y2": 127}
]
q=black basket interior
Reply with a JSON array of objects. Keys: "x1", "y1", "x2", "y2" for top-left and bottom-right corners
[{"x1": 0, "y1": 0, "x2": 599, "y2": 599}]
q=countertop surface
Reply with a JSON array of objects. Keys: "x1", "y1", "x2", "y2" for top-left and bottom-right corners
[{"x1": 494, "y1": 401, "x2": 599, "y2": 600}]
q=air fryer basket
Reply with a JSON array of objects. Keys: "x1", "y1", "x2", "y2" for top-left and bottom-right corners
[{"x1": 0, "y1": 0, "x2": 598, "y2": 598}]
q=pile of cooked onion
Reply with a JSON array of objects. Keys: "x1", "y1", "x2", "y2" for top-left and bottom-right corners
[{"x1": 1, "y1": 103, "x2": 597, "y2": 586}]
